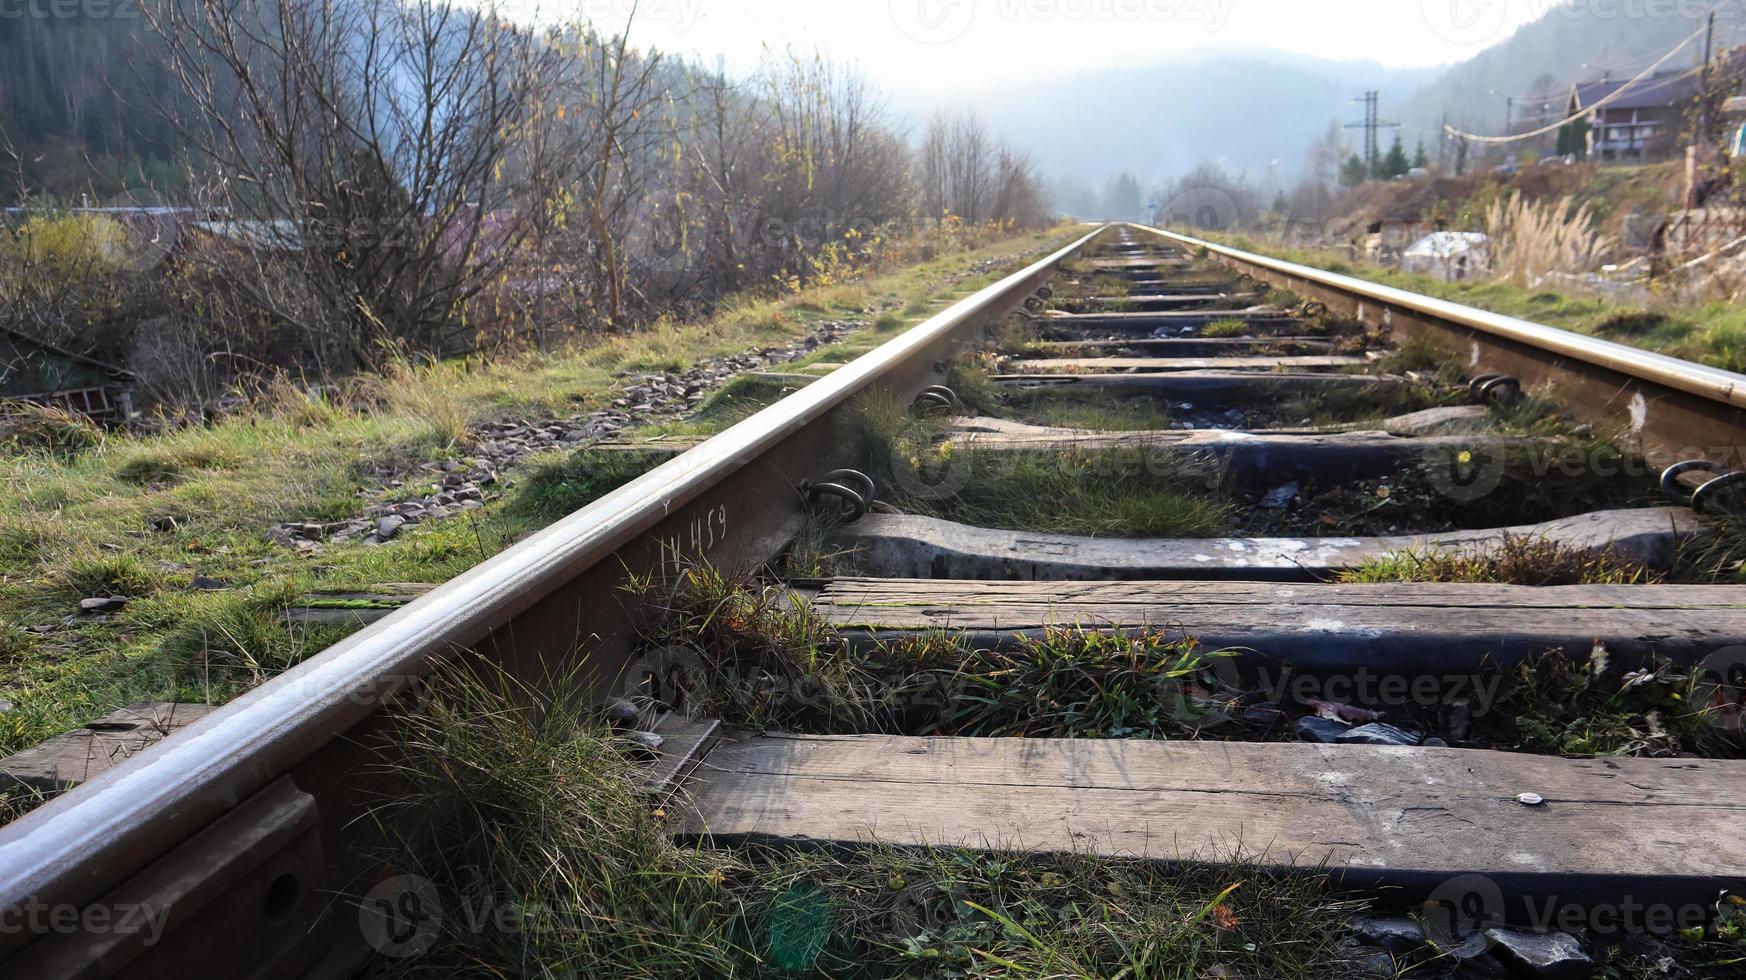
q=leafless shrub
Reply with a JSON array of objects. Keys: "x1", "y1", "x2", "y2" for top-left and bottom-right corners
[
  {"x1": 146, "y1": 0, "x2": 554, "y2": 371},
  {"x1": 2, "y1": 3, "x2": 1058, "y2": 414},
  {"x1": 919, "y1": 110, "x2": 1050, "y2": 229}
]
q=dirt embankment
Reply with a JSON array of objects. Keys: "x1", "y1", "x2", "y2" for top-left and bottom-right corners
[{"x1": 1309, "y1": 161, "x2": 1683, "y2": 249}]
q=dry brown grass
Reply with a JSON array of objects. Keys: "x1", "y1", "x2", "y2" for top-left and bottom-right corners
[{"x1": 1484, "y1": 191, "x2": 1617, "y2": 287}]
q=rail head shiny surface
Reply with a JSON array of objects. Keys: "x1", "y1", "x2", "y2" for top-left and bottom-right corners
[
  {"x1": 0, "y1": 224, "x2": 1107, "y2": 915},
  {"x1": 1138, "y1": 223, "x2": 1746, "y2": 410}
]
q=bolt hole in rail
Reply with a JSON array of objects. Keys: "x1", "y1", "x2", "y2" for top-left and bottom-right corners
[{"x1": 4, "y1": 223, "x2": 1746, "y2": 977}]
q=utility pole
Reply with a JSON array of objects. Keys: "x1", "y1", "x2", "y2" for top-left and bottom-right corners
[
  {"x1": 1699, "y1": 11, "x2": 1717, "y2": 142},
  {"x1": 1346, "y1": 91, "x2": 1397, "y2": 176},
  {"x1": 1505, "y1": 97, "x2": 1514, "y2": 137},
  {"x1": 1346, "y1": 92, "x2": 1376, "y2": 174},
  {"x1": 1688, "y1": 10, "x2": 1717, "y2": 209},
  {"x1": 1439, "y1": 112, "x2": 1448, "y2": 172}
]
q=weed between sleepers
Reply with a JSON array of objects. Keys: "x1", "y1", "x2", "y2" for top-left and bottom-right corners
[
  {"x1": 363, "y1": 662, "x2": 1367, "y2": 979},
  {"x1": 631, "y1": 565, "x2": 1745, "y2": 760},
  {"x1": 363, "y1": 655, "x2": 1746, "y2": 978},
  {"x1": 632, "y1": 566, "x2": 1220, "y2": 740},
  {"x1": 853, "y1": 388, "x2": 1661, "y2": 541},
  {"x1": 1340, "y1": 536, "x2": 1661, "y2": 587},
  {"x1": 851, "y1": 390, "x2": 1234, "y2": 540},
  {"x1": 1343, "y1": 516, "x2": 1746, "y2": 588}
]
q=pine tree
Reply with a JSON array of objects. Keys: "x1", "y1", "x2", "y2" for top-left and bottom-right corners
[
  {"x1": 1382, "y1": 136, "x2": 1411, "y2": 179},
  {"x1": 1558, "y1": 120, "x2": 1591, "y2": 160},
  {"x1": 1340, "y1": 154, "x2": 1369, "y2": 188},
  {"x1": 1413, "y1": 140, "x2": 1430, "y2": 170}
]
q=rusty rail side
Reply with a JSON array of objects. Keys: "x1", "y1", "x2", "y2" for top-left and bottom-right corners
[
  {"x1": 0, "y1": 225, "x2": 1107, "y2": 978},
  {"x1": 1138, "y1": 223, "x2": 1746, "y2": 470}
]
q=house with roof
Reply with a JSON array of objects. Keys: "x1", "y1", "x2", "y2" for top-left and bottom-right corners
[
  {"x1": 1567, "y1": 49, "x2": 1746, "y2": 164},
  {"x1": 1567, "y1": 69, "x2": 1703, "y2": 163}
]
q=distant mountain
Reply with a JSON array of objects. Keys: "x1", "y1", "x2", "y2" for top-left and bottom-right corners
[
  {"x1": 967, "y1": 56, "x2": 1434, "y2": 189},
  {"x1": 924, "y1": 5, "x2": 1725, "y2": 212},
  {"x1": 892, "y1": 51, "x2": 1436, "y2": 197}
]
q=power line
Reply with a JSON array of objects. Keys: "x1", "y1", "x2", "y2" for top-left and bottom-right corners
[
  {"x1": 1575, "y1": 16, "x2": 1746, "y2": 80},
  {"x1": 1345, "y1": 91, "x2": 1402, "y2": 171},
  {"x1": 1445, "y1": 24, "x2": 1709, "y2": 145},
  {"x1": 1504, "y1": 62, "x2": 1710, "y2": 130}
]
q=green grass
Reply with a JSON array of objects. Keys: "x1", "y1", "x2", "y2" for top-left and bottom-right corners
[
  {"x1": 355, "y1": 597, "x2": 1746, "y2": 977},
  {"x1": 886, "y1": 444, "x2": 1232, "y2": 539},
  {"x1": 965, "y1": 357, "x2": 1178, "y2": 432},
  {"x1": 1001, "y1": 392, "x2": 1176, "y2": 432},
  {"x1": 1198, "y1": 319, "x2": 1250, "y2": 338},
  {"x1": 1217, "y1": 233, "x2": 1746, "y2": 373},
  {"x1": 362, "y1": 635, "x2": 1746, "y2": 977},
  {"x1": 1339, "y1": 536, "x2": 1660, "y2": 587},
  {"x1": 649, "y1": 565, "x2": 1746, "y2": 761},
  {"x1": 368, "y1": 659, "x2": 1368, "y2": 978},
  {"x1": 636, "y1": 564, "x2": 1231, "y2": 739},
  {"x1": 0, "y1": 447, "x2": 665, "y2": 773},
  {"x1": 0, "y1": 225, "x2": 1080, "y2": 760},
  {"x1": 848, "y1": 378, "x2": 1231, "y2": 540},
  {"x1": 1477, "y1": 649, "x2": 1743, "y2": 760}
]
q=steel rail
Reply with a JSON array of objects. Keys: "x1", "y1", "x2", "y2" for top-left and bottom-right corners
[
  {"x1": 1137, "y1": 223, "x2": 1746, "y2": 467},
  {"x1": 1141, "y1": 224, "x2": 1746, "y2": 408},
  {"x1": 0, "y1": 225, "x2": 1104, "y2": 977}
]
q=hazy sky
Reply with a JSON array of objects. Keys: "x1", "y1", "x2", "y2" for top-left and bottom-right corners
[{"x1": 507, "y1": 0, "x2": 1557, "y2": 95}]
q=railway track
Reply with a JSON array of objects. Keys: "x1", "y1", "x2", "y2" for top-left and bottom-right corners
[{"x1": 5, "y1": 223, "x2": 1746, "y2": 977}]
